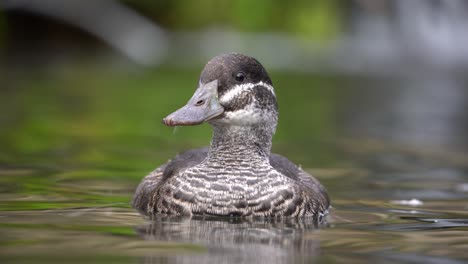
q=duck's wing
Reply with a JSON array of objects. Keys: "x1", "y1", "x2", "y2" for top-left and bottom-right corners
[
  {"x1": 132, "y1": 147, "x2": 209, "y2": 215},
  {"x1": 269, "y1": 153, "x2": 330, "y2": 209},
  {"x1": 132, "y1": 165, "x2": 167, "y2": 215}
]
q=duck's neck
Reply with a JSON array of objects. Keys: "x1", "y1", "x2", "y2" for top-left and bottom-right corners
[{"x1": 207, "y1": 124, "x2": 274, "y2": 163}]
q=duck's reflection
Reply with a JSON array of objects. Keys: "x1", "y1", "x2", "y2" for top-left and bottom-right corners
[{"x1": 136, "y1": 216, "x2": 324, "y2": 264}]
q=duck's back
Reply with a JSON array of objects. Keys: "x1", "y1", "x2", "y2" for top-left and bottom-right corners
[{"x1": 132, "y1": 147, "x2": 330, "y2": 219}]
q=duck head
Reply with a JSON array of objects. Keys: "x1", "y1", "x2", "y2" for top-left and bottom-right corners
[{"x1": 163, "y1": 53, "x2": 278, "y2": 133}]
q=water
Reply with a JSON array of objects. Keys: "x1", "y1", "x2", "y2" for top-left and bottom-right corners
[{"x1": 1, "y1": 65, "x2": 468, "y2": 263}]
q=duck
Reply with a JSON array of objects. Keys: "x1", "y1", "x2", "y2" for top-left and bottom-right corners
[{"x1": 132, "y1": 53, "x2": 330, "y2": 220}]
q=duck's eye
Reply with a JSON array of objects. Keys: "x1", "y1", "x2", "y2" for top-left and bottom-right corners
[{"x1": 234, "y1": 72, "x2": 245, "y2": 82}]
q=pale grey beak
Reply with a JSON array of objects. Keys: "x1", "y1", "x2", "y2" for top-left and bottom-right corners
[{"x1": 163, "y1": 80, "x2": 224, "y2": 126}]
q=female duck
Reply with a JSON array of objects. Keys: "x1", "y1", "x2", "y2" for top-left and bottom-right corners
[{"x1": 132, "y1": 53, "x2": 330, "y2": 220}]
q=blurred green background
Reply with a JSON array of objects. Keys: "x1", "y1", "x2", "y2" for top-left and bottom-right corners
[
  {"x1": 2, "y1": 0, "x2": 468, "y2": 208},
  {"x1": 2, "y1": 1, "x2": 468, "y2": 263},
  {"x1": 1, "y1": 0, "x2": 468, "y2": 204},
  {"x1": 123, "y1": 0, "x2": 341, "y2": 37},
  {"x1": 0, "y1": 0, "x2": 350, "y2": 171}
]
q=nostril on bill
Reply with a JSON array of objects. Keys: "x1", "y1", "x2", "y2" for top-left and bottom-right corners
[{"x1": 195, "y1": 100, "x2": 205, "y2": 106}]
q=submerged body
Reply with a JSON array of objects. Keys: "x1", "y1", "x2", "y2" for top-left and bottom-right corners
[{"x1": 132, "y1": 53, "x2": 330, "y2": 220}]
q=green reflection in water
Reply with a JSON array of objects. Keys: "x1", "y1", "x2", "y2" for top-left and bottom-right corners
[{"x1": 2, "y1": 63, "x2": 467, "y2": 263}]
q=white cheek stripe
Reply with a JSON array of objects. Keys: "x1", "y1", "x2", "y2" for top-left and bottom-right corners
[{"x1": 219, "y1": 82, "x2": 275, "y2": 104}]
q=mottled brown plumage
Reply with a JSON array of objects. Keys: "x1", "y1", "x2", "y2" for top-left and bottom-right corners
[{"x1": 132, "y1": 53, "x2": 330, "y2": 220}]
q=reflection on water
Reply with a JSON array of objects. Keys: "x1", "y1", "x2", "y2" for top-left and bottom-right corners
[
  {"x1": 1, "y1": 67, "x2": 468, "y2": 263},
  {"x1": 2, "y1": 2, "x2": 468, "y2": 262},
  {"x1": 1, "y1": 159, "x2": 467, "y2": 263},
  {"x1": 136, "y1": 217, "x2": 322, "y2": 264}
]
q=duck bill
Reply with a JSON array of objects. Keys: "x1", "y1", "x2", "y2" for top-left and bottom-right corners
[{"x1": 163, "y1": 80, "x2": 224, "y2": 126}]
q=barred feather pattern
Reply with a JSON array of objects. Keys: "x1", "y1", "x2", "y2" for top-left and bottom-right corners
[
  {"x1": 153, "y1": 165, "x2": 322, "y2": 217},
  {"x1": 134, "y1": 125, "x2": 329, "y2": 221},
  {"x1": 132, "y1": 53, "x2": 330, "y2": 221}
]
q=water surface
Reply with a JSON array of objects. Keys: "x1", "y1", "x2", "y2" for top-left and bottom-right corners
[{"x1": 1, "y1": 65, "x2": 468, "y2": 263}]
